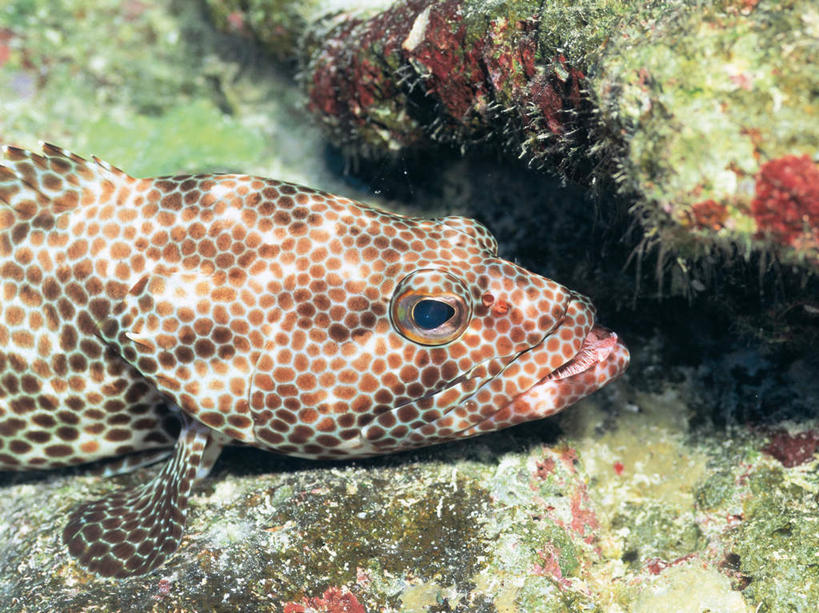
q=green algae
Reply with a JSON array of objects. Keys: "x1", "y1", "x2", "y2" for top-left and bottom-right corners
[
  {"x1": 2, "y1": 0, "x2": 206, "y2": 140},
  {"x1": 259, "y1": 465, "x2": 492, "y2": 603},
  {"x1": 1, "y1": 0, "x2": 316, "y2": 183},
  {"x1": 206, "y1": 0, "x2": 320, "y2": 62},
  {"x1": 729, "y1": 465, "x2": 819, "y2": 611},
  {"x1": 594, "y1": 0, "x2": 819, "y2": 267},
  {"x1": 572, "y1": 391, "x2": 708, "y2": 569},
  {"x1": 82, "y1": 100, "x2": 265, "y2": 177},
  {"x1": 613, "y1": 502, "x2": 705, "y2": 568},
  {"x1": 695, "y1": 467, "x2": 738, "y2": 511},
  {"x1": 224, "y1": 461, "x2": 498, "y2": 611}
]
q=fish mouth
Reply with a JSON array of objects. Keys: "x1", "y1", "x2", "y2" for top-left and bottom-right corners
[
  {"x1": 433, "y1": 320, "x2": 630, "y2": 440},
  {"x1": 542, "y1": 325, "x2": 623, "y2": 382},
  {"x1": 487, "y1": 322, "x2": 630, "y2": 426}
]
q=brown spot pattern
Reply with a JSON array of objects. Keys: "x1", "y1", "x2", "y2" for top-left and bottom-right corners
[
  {"x1": 0, "y1": 145, "x2": 177, "y2": 473},
  {"x1": 62, "y1": 419, "x2": 222, "y2": 578},
  {"x1": 0, "y1": 144, "x2": 630, "y2": 578}
]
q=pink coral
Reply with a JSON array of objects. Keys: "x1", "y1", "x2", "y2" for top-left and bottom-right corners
[
  {"x1": 283, "y1": 587, "x2": 366, "y2": 613},
  {"x1": 762, "y1": 429, "x2": 819, "y2": 468},
  {"x1": 751, "y1": 154, "x2": 819, "y2": 247}
]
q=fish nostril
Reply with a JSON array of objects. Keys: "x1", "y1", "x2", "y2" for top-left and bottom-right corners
[{"x1": 491, "y1": 299, "x2": 509, "y2": 315}]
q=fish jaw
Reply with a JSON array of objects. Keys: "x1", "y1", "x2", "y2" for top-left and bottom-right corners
[
  {"x1": 468, "y1": 325, "x2": 630, "y2": 435},
  {"x1": 515, "y1": 324, "x2": 629, "y2": 415}
]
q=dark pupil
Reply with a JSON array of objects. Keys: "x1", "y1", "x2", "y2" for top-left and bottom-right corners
[{"x1": 413, "y1": 300, "x2": 455, "y2": 330}]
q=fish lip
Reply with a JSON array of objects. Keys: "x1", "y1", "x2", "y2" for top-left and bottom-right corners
[
  {"x1": 543, "y1": 324, "x2": 622, "y2": 381},
  {"x1": 455, "y1": 323, "x2": 628, "y2": 437},
  {"x1": 492, "y1": 320, "x2": 628, "y2": 415}
]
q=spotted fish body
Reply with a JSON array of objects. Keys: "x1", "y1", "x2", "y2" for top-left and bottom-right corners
[{"x1": 0, "y1": 144, "x2": 629, "y2": 577}]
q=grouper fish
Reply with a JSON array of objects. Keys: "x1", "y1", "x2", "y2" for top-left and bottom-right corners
[{"x1": 0, "y1": 144, "x2": 629, "y2": 577}]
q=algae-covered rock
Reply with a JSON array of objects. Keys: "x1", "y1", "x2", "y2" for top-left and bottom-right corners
[
  {"x1": 207, "y1": 0, "x2": 327, "y2": 62},
  {"x1": 204, "y1": 0, "x2": 819, "y2": 353},
  {"x1": 727, "y1": 465, "x2": 819, "y2": 610},
  {"x1": 594, "y1": 0, "x2": 819, "y2": 270}
]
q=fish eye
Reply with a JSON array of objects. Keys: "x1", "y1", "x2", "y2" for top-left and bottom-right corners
[
  {"x1": 413, "y1": 299, "x2": 455, "y2": 330},
  {"x1": 390, "y1": 270, "x2": 472, "y2": 346}
]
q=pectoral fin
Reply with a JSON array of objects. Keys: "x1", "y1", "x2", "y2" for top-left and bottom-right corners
[{"x1": 63, "y1": 418, "x2": 225, "y2": 577}]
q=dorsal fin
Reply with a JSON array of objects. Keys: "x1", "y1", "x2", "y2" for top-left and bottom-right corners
[
  {"x1": 0, "y1": 143, "x2": 132, "y2": 218},
  {"x1": 63, "y1": 418, "x2": 226, "y2": 577}
]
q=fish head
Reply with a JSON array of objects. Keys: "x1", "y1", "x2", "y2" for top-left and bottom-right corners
[
  {"x1": 378, "y1": 215, "x2": 630, "y2": 441},
  {"x1": 250, "y1": 208, "x2": 629, "y2": 458}
]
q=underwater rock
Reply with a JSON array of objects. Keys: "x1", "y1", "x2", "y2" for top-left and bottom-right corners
[{"x1": 209, "y1": 0, "x2": 819, "y2": 277}]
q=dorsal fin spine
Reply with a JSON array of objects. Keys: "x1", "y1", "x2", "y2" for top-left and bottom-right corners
[{"x1": 0, "y1": 143, "x2": 134, "y2": 217}]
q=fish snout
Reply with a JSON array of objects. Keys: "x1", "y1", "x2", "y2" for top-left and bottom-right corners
[{"x1": 500, "y1": 320, "x2": 630, "y2": 427}]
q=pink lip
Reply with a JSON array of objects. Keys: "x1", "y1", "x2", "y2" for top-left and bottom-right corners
[
  {"x1": 437, "y1": 322, "x2": 629, "y2": 439},
  {"x1": 545, "y1": 325, "x2": 622, "y2": 381}
]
